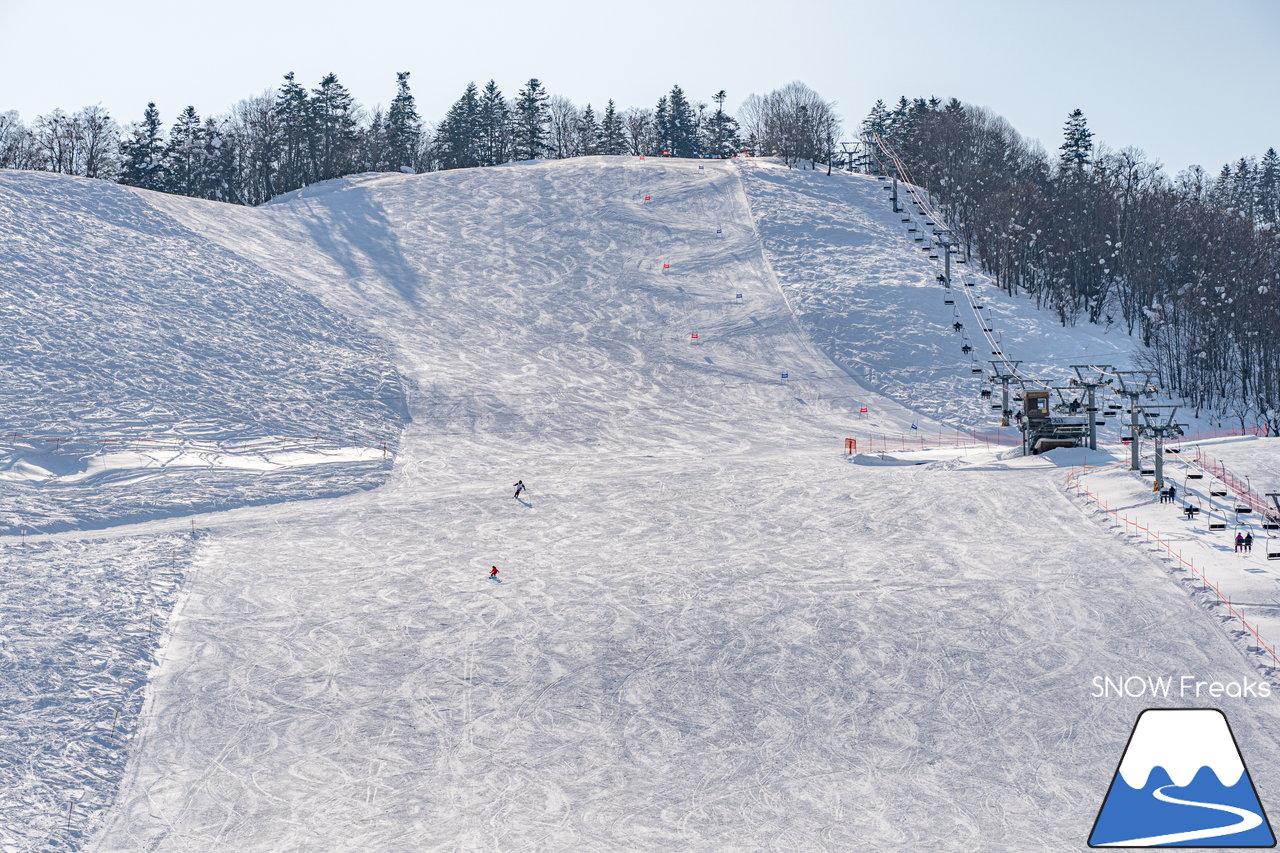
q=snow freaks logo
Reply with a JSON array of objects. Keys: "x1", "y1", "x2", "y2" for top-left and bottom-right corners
[{"x1": 1088, "y1": 709, "x2": 1275, "y2": 847}]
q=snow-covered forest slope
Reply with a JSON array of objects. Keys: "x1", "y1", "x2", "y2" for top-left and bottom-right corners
[{"x1": 3, "y1": 156, "x2": 1279, "y2": 851}]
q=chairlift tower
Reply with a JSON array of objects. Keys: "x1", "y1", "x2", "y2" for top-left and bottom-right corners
[
  {"x1": 988, "y1": 361, "x2": 1022, "y2": 427},
  {"x1": 1140, "y1": 406, "x2": 1184, "y2": 491},
  {"x1": 839, "y1": 141, "x2": 858, "y2": 173},
  {"x1": 1112, "y1": 370, "x2": 1158, "y2": 471},
  {"x1": 1069, "y1": 365, "x2": 1113, "y2": 451}
]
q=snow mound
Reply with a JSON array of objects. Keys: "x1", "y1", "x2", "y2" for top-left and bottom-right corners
[{"x1": 0, "y1": 172, "x2": 409, "y2": 533}]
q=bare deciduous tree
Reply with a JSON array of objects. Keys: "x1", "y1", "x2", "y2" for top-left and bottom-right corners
[
  {"x1": 547, "y1": 95, "x2": 579, "y2": 159},
  {"x1": 740, "y1": 82, "x2": 840, "y2": 169}
]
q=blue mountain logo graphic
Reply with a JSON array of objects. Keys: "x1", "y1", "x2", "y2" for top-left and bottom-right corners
[{"x1": 1090, "y1": 708, "x2": 1275, "y2": 847}]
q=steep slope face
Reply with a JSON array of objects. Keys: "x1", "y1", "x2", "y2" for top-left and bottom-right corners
[
  {"x1": 142, "y1": 159, "x2": 934, "y2": 456},
  {"x1": 739, "y1": 159, "x2": 1137, "y2": 434},
  {"x1": 0, "y1": 172, "x2": 409, "y2": 532},
  {"x1": 83, "y1": 158, "x2": 1280, "y2": 852}
]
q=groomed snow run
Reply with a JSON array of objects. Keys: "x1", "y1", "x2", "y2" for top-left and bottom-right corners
[{"x1": 4, "y1": 157, "x2": 1279, "y2": 851}]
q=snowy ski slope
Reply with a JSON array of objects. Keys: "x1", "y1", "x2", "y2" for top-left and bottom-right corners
[
  {"x1": 0, "y1": 172, "x2": 409, "y2": 534},
  {"x1": 3, "y1": 157, "x2": 1280, "y2": 851}
]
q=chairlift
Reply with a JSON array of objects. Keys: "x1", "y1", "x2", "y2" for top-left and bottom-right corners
[
  {"x1": 908, "y1": 227, "x2": 918, "y2": 233},
  {"x1": 1209, "y1": 520, "x2": 1227, "y2": 530},
  {"x1": 945, "y1": 298, "x2": 955, "y2": 305},
  {"x1": 936, "y1": 275, "x2": 947, "y2": 282},
  {"x1": 1141, "y1": 467, "x2": 1155, "y2": 475},
  {"x1": 980, "y1": 389, "x2": 992, "y2": 399},
  {"x1": 1269, "y1": 537, "x2": 1280, "y2": 560},
  {"x1": 901, "y1": 218, "x2": 911, "y2": 223},
  {"x1": 964, "y1": 281, "x2": 975, "y2": 286},
  {"x1": 1236, "y1": 506, "x2": 1252, "y2": 514},
  {"x1": 1187, "y1": 472, "x2": 1203, "y2": 479},
  {"x1": 1210, "y1": 487, "x2": 1227, "y2": 497},
  {"x1": 914, "y1": 236, "x2": 925, "y2": 242},
  {"x1": 955, "y1": 258, "x2": 967, "y2": 264},
  {"x1": 971, "y1": 367, "x2": 983, "y2": 375},
  {"x1": 929, "y1": 253, "x2": 939, "y2": 259},
  {"x1": 961, "y1": 344, "x2": 972, "y2": 354}
]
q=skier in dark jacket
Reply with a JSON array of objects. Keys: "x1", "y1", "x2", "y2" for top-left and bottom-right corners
[
  {"x1": 1245, "y1": 533, "x2": 1254, "y2": 553},
  {"x1": 513, "y1": 480, "x2": 526, "y2": 499}
]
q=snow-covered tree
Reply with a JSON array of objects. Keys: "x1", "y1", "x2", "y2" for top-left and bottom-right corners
[
  {"x1": 1257, "y1": 147, "x2": 1280, "y2": 226},
  {"x1": 273, "y1": 72, "x2": 312, "y2": 191},
  {"x1": 1059, "y1": 108, "x2": 1094, "y2": 173},
  {"x1": 310, "y1": 72, "x2": 360, "y2": 181},
  {"x1": 118, "y1": 102, "x2": 166, "y2": 190},
  {"x1": 599, "y1": 100, "x2": 626, "y2": 156},
  {"x1": 577, "y1": 103, "x2": 599, "y2": 156},
  {"x1": 386, "y1": 71, "x2": 421, "y2": 173},
  {"x1": 198, "y1": 116, "x2": 239, "y2": 202},
  {"x1": 163, "y1": 105, "x2": 204, "y2": 195},
  {"x1": 702, "y1": 90, "x2": 741, "y2": 158}
]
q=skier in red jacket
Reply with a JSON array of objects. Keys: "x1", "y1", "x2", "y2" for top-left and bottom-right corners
[{"x1": 490, "y1": 566, "x2": 499, "y2": 580}]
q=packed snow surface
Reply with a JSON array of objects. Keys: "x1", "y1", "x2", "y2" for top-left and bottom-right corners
[
  {"x1": 4, "y1": 157, "x2": 1279, "y2": 851},
  {"x1": 0, "y1": 171, "x2": 409, "y2": 534}
]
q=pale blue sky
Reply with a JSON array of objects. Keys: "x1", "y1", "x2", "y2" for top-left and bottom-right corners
[{"x1": 1, "y1": 0, "x2": 1276, "y2": 174}]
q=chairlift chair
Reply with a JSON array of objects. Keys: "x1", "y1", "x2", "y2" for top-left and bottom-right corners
[
  {"x1": 1269, "y1": 536, "x2": 1280, "y2": 560},
  {"x1": 1187, "y1": 472, "x2": 1203, "y2": 479}
]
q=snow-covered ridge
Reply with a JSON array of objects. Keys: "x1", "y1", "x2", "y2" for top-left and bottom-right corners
[
  {"x1": 1117, "y1": 709, "x2": 1245, "y2": 789},
  {"x1": 0, "y1": 171, "x2": 409, "y2": 532}
]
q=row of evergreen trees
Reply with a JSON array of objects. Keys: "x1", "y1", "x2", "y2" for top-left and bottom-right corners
[
  {"x1": 864, "y1": 97, "x2": 1280, "y2": 428},
  {"x1": 0, "y1": 73, "x2": 764, "y2": 205}
]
